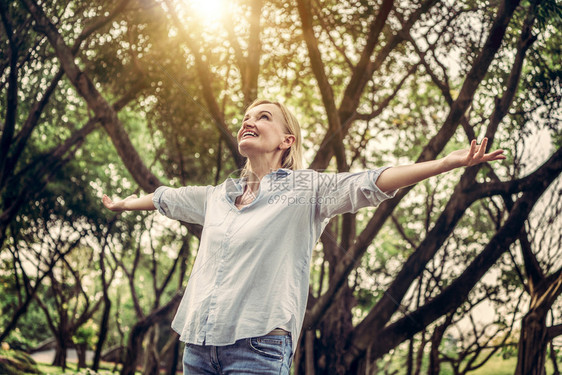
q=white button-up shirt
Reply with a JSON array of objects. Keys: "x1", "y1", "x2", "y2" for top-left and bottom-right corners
[{"x1": 153, "y1": 168, "x2": 395, "y2": 348}]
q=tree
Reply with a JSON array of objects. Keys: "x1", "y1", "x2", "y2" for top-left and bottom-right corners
[
  {"x1": 514, "y1": 179, "x2": 562, "y2": 375},
  {"x1": 3, "y1": 0, "x2": 561, "y2": 373},
  {"x1": 107, "y1": 215, "x2": 190, "y2": 375},
  {"x1": 0, "y1": 0, "x2": 142, "y2": 249}
]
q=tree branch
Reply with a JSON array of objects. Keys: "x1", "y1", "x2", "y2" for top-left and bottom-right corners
[
  {"x1": 338, "y1": 0, "x2": 395, "y2": 119},
  {"x1": 161, "y1": 0, "x2": 244, "y2": 168},
  {"x1": 5, "y1": 0, "x2": 132, "y2": 188},
  {"x1": 519, "y1": 230, "x2": 545, "y2": 291},
  {"x1": 304, "y1": 0, "x2": 524, "y2": 330},
  {"x1": 243, "y1": 0, "x2": 263, "y2": 107},
  {"x1": 297, "y1": 0, "x2": 348, "y2": 171},
  {"x1": 310, "y1": 0, "x2": 437, "y2": 170},
  {"x1": 21, "y1": 0, "x2": 161, "y2": 192},
  {"x1": 0, "y1": 1, "x2": 19, "y2": 187},
  {"x1": 346, "y1": 148, "x2": 561, "y2": 365},
  {"x1": 548, "y1": 324, "x2": 562, "y2": 340}
]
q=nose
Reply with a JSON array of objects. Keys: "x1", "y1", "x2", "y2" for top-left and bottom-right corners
[
  {"x1": 239, "y1": 117, "x2": 254, "y2": 138},
  {"x1": 243, "y1": 116, "x2": 255, "y2": 128}
]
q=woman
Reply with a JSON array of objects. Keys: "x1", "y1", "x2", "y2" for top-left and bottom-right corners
[{"x1": 102, "y1": 99, "x2": 505, "y2": 374}]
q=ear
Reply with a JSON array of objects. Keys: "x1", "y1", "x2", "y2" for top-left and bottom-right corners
[{"x1": 280, "y1": 134, "x2": 295, "y2": 150}]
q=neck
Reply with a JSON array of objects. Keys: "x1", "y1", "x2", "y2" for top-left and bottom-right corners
[{"x1": 245, "y1": 155, "x2": 282, "y2": 188}]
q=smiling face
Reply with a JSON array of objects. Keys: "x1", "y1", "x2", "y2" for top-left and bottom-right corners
[{"x1": 237, "y1": 103, "x2": 293, "y2": 159}]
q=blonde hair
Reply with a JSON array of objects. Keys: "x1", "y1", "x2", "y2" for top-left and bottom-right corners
[{"x1": 241, "y1": 99, "x2": 304, "y2": 176}]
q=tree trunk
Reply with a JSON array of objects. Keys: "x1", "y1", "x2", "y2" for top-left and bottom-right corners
[
  {"x1": 93, "y1": 236, "x2": 113, "y2": 372},
  {"x1": 52, "y1": 337, "x2": 68, "y2": 370},
  {"x1": 76, "y1": 342, "x2": 87, "y2": 369},
  {"x1": 121, "y1": 322, "x2": 149, "y2": 375},
  {"x1": 93, "y1": 296, "x2": 111, "y2": 371},
  {"x1": 406, "y1": 337, "x2": 414, "y2": 375},
  {"x1": 428, "y1": 314, "x2": 453, "y2": 375},
  {"x1": 142, "y1": 325, "x2": 160, "y2": 375},
  {"x1": 168, "y1": 339, "x2": 181, "y2": 375},
  {"x1": 549, "y1": 339, "x2": 560, "y2": 375},
  {"x1": 515, "y1": 266, "x2": 562, "y2": 374},
  {"x1": 515, "y1": 310, "x2": 548, "y2": 375},
  {"x1": 120, "y1": 293, "x2": 182, "y2": 375},
  {"x1": 305, "y1": 330, "x2": 316, "y2": 375},
  {"x1": 413, "y1": 331, "x2": 426, "y2": 375},
  {"x1": 319, "y1": 284, "x2": 355, "y2": 374}
]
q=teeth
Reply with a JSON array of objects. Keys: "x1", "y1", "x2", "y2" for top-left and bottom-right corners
[{"x1": 243, "y1": 131, "x2": 258, "y2": 138}]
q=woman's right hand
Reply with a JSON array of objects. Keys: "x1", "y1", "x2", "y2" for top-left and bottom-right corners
[{"x1": 102, "y1": 194, "x2": 138, "y2": 212}]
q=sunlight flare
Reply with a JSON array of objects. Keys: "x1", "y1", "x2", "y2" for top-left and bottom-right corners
[{"x1": 186, "y1": 0, "x2": 225, "y2": 21}]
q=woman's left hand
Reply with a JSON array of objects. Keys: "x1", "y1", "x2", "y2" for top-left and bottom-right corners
[{"x1": 444, "y1": 138, "x2": 506, "y2": 169}]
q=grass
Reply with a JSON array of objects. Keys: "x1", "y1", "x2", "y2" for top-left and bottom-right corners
[
  {"x1": 468, "y1": 353, "x2": 557, "y2": 375},
  {"x1": 31, "y1": 361, "x2": 148, "y2": 375},
  {"x1": 34, "y1": 362, "x2": 122, "y2": 374},
  {"x1": 436, "y1": 353, "x2": 558, "y2": 375},
  {"x1": 467, "y1": 355, "x2": 518, "y2": 374},
  {"x1": 26, "y1": 352, "x2": 560, "y2": 374},
  {"x1": 382, "y1": 351, "x2": 558, "y2": 375}
]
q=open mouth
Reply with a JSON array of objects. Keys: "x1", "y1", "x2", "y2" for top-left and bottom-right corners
[{"x1": 242, "y1": 131, "x2": 258, "y2": 139}]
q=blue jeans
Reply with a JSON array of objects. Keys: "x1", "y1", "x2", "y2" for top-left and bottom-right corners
[{"x1": 183, "y1": 334, "x2": 293, "y2": 374}]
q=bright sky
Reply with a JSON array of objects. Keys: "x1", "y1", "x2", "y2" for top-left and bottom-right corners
[{"x1": 185, "y1": 0, "x2": 225, "y2": 21}]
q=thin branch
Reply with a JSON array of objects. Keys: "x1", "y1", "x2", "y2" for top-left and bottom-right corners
[
  {"x1": 296, "y1": 0, "x2": 348, "y2": 171},
  {"x1": 21, "y1": 0, "x2": 162, "y2": 192},
  {"x1": 160, "y1": 0, "x2": 244, "y2": 168}
]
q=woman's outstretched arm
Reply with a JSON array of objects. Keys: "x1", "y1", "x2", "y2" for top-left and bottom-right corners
[
  {"x1": 375, "y1": 138, "x2": 506, "y2": 193},
  {"x1": 102, "y1": 193, "x2": 156, "y2": 212}
]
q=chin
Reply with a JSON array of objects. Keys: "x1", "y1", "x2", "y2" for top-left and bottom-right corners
[
  {"x1": 238, "y1": 142, "x2": 257, "y2": 157},
  {"x1": 238, "y1": 145, "x2": 248, "y2": 157}
]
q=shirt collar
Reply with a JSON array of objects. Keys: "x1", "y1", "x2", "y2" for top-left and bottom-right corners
[
  {"x1": 224, "y1": 168, "x2": 292, "y2": 200},
  {"x1": 225, "y1": 177, "x2": 245, "y2": 200},
  {"x1": 272, "y1": 168, "x2": 291, "y2": 179}
]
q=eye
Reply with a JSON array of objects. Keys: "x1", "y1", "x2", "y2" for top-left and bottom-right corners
[{"x1": 260, "y1": 114, "x2": 270, "y2": 120}]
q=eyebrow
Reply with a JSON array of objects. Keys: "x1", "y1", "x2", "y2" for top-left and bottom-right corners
[{"x1": 244, "y1": 110, "x2": 273, "y2": 118}]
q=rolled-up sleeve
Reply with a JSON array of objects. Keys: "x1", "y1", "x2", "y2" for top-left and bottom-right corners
[
  {"x1": 316, "y1": 167, "x2": 397, "y2": 220},
  {"x1": 152, "y1": 185, "x2": 213, "y2": 225}
]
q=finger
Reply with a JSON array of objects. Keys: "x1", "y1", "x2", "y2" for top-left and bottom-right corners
[
  {"x1": 102, "y1": 195, "x2": 113, "y2": 208},
  {"x1": 468, "y1": 139, "x2": 477, "y2": 155},
  {"x1": 475, "y1": 137, "x2": 487, "y2": 159},
  {"x1": 485, "y1": 149, "x2": 506, "y2": 161},
  {"x1": 467, "y1": 139, "x2": 477, "y2": 160}
]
